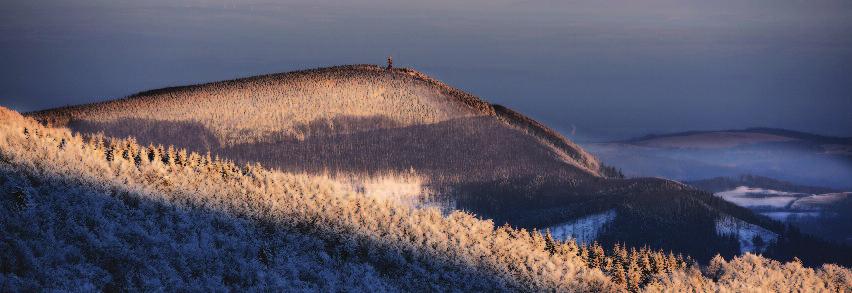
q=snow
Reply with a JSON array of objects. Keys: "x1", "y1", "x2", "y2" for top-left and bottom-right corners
[
  {"x1": 760, "y1": 212, "x2": 821, "y2": 222},
  {"x1": 715, "y1": 215, "x2": 778, "y2": 254},
  {"x1": 546, "y1": 210, "x2": 616, "y2": 244},
  {"x1": 789, "y1": 192, "x2": 851, "y2": 210},
  {"x1": 715, "y1": 187, "x2": 850, "y2": 218},
  {"x1": 715, "y1": 186, "x2": 802, "y2": 208}
]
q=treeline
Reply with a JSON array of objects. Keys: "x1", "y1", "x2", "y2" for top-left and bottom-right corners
[
  {"x1": 559, "y1": 241, "x2": 694, "y2": 291},
  {"x1": 599, "y1": 164, "x2": 625, "y2": 179},
  {"x1": 764, "y1": 224, "x2": 852, "y2": 268}
]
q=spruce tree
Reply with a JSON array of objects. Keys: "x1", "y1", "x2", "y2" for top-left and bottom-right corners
[
  {"x1": 544, "y1": 231, "x2": 556, "y2": 255},
  {"x1": 104, "y1": 140, "x2": 115, "y2": 162},
  {"x1": 626, "y1": 255, "x2": 642, "y2": 292},
  {"x1": 612, "y1": 264, "x2": 627, "y2": 289}
]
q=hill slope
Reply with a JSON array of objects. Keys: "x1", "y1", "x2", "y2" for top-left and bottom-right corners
[
  {"x1": 26, "y1": 65, "x2": 846, "y2": 264},
  {"x1": 3, "y1": 107, "x2": 850, "y2": 291},
  {"x1": 30, "y1": 65, "x2": 604, "y2": 182}
]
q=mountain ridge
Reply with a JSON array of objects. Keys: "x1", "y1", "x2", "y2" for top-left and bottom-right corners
[
  {"x1": 618, "y1": 128, "x2": 852, "y2": 146},
  {"x1": 687, "y1": 174, "x2": 841, "y2": 194}
]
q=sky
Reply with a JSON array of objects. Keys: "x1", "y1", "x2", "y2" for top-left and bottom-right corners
[{"x1": 1, "y1": 0, "x2": 851, "y2": 141}]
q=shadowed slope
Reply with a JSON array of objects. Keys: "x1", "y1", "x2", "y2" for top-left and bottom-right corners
[{"x1": 217, "y1": 116, "x2": 592, "y2": 183}]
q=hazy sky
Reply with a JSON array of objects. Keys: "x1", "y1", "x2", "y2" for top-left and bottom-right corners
[{"x1": 2, "y1": 0, "x2": 851, "y2": 140}]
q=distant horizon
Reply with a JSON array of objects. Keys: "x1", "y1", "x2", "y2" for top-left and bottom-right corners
[
  {"x1": 572, "y1": 126, "x2": 852, "y2": 143},
  {"x1": 3, "y1": 0, "x2": 851, "y2": 140},
  {"x1": 10, "y1": 63, "x2": 851, "y2": 143}
]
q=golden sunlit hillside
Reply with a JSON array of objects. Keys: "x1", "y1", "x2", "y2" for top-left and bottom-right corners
[
  {"x1": 3, "y1": 107, "x2": 850, "y2": 292},
  {"x1": 29, "y1": 65, "x2": 607, "y2": 183}
]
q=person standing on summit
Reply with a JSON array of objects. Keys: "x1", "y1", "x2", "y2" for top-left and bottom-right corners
[{"x1": 386, "y1": 56, "x2": 393, "y2": 70}]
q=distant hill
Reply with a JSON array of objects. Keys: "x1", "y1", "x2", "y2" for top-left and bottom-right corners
[
  {"x1": 687, "y1": 174, "x2": 839, "y2": 194},
  {"x1": 627, "y1": 128, "x2": 852, "y2": 147},
  {"x1": 26, "y1": 65, "x2": 849, "y2": 264},
  {"x1": 586, "y1": 128, "x2": 852, "y2": 189}
]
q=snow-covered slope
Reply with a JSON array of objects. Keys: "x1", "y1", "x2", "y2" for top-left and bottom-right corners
[
  {"x1": 710, "y1": 183, "x2": 852, "y2": 245},
  {"x1": 715, "y1": 215, "x2": 778, "y2": 254},
  {"x1": 0, "y1": 107, "x2": 616, "y2": 291},
  {"x1": 715, "y1": 186, "x2": 803, "y2": 209},
  {"x1": 790, "y1": 192, "x2": 852, "y2": 210},
  {"x1": 546, "y1": 210, "x2": 616, "y2": 244}
]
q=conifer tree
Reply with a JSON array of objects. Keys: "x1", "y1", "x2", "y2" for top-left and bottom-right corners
[
  {"x1": 147, "y1": 144, "x2": 159, "y2": 163},
  {"x1": 188, "y1": 152, "x2": 201, "y2": 169},
  {"x1": 626, "y1": 255, "x2": 642, "y2": 292},
  {"x1": 676, "y1": 254, "x2": 687, "y2": 270},
  {"x1": 666, "y1": 251, "x2": 678, "y2": 274},
  {"x1": 165, "y1": 145, "x2": 177, "y2": 166},
  {"x1": 603, "y1": 257, "x2": 614, "y2": 273},
  {"x1": 133, "y1": 150, "x2": 143, "y2": 166},
  {"x1": 612, "y1": 264, "x2": 627, "y2": 289},
  {"x1": 177, "y1": 149, "x2": 188, "y2": 166},
  {"x1": 121, "y1": 144, "x2": 130, "y2": 160},
  {"x1": 652, "y1": 252, "x2": 666, "y2": 275},
  {"x1": 544, "y1": 231, "x2": 556, "y2": 255},
  {"x1": 579, "y1": 244, "x2": 590, "y2": 265},
  {"x1": 555, "y1": 239, "x2": 578, "y2": 257},
  {"x1": 590, "y1": 242, "x2": 605, "y2": 269},
  {"x1": 706, "y1": 254, "x2": 727, "y2": 280},
  {"x1": 104, "y1": 140, "x2": 116, "y2": 162}
]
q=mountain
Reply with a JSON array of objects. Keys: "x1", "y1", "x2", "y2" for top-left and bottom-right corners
[
  {"x1": 626, "y1": 128, "x2": 852, "y2": 149},
  {"x1": 26, "y1": 65, "x2": 846, "y2": 264},
  {"x1": 687, "y1": 175, "x2": 839, "y2": 195},
  {"x1": 586, "y1": 129, "x2": 852, "y2": 189},
  {"x1": 29, "y1": 65, "x2": 607, "y2": 183},
  {"x1": 687, "y1": 175, "x2": 852, "y2": 245},
  {"x1": 3, "y1": 106, "x2": 850, "y2": 291}
]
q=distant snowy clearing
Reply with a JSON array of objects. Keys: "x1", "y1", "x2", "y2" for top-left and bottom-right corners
[{"x1": 545, "y1": 210, "x2": 616, "y2": 244}]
